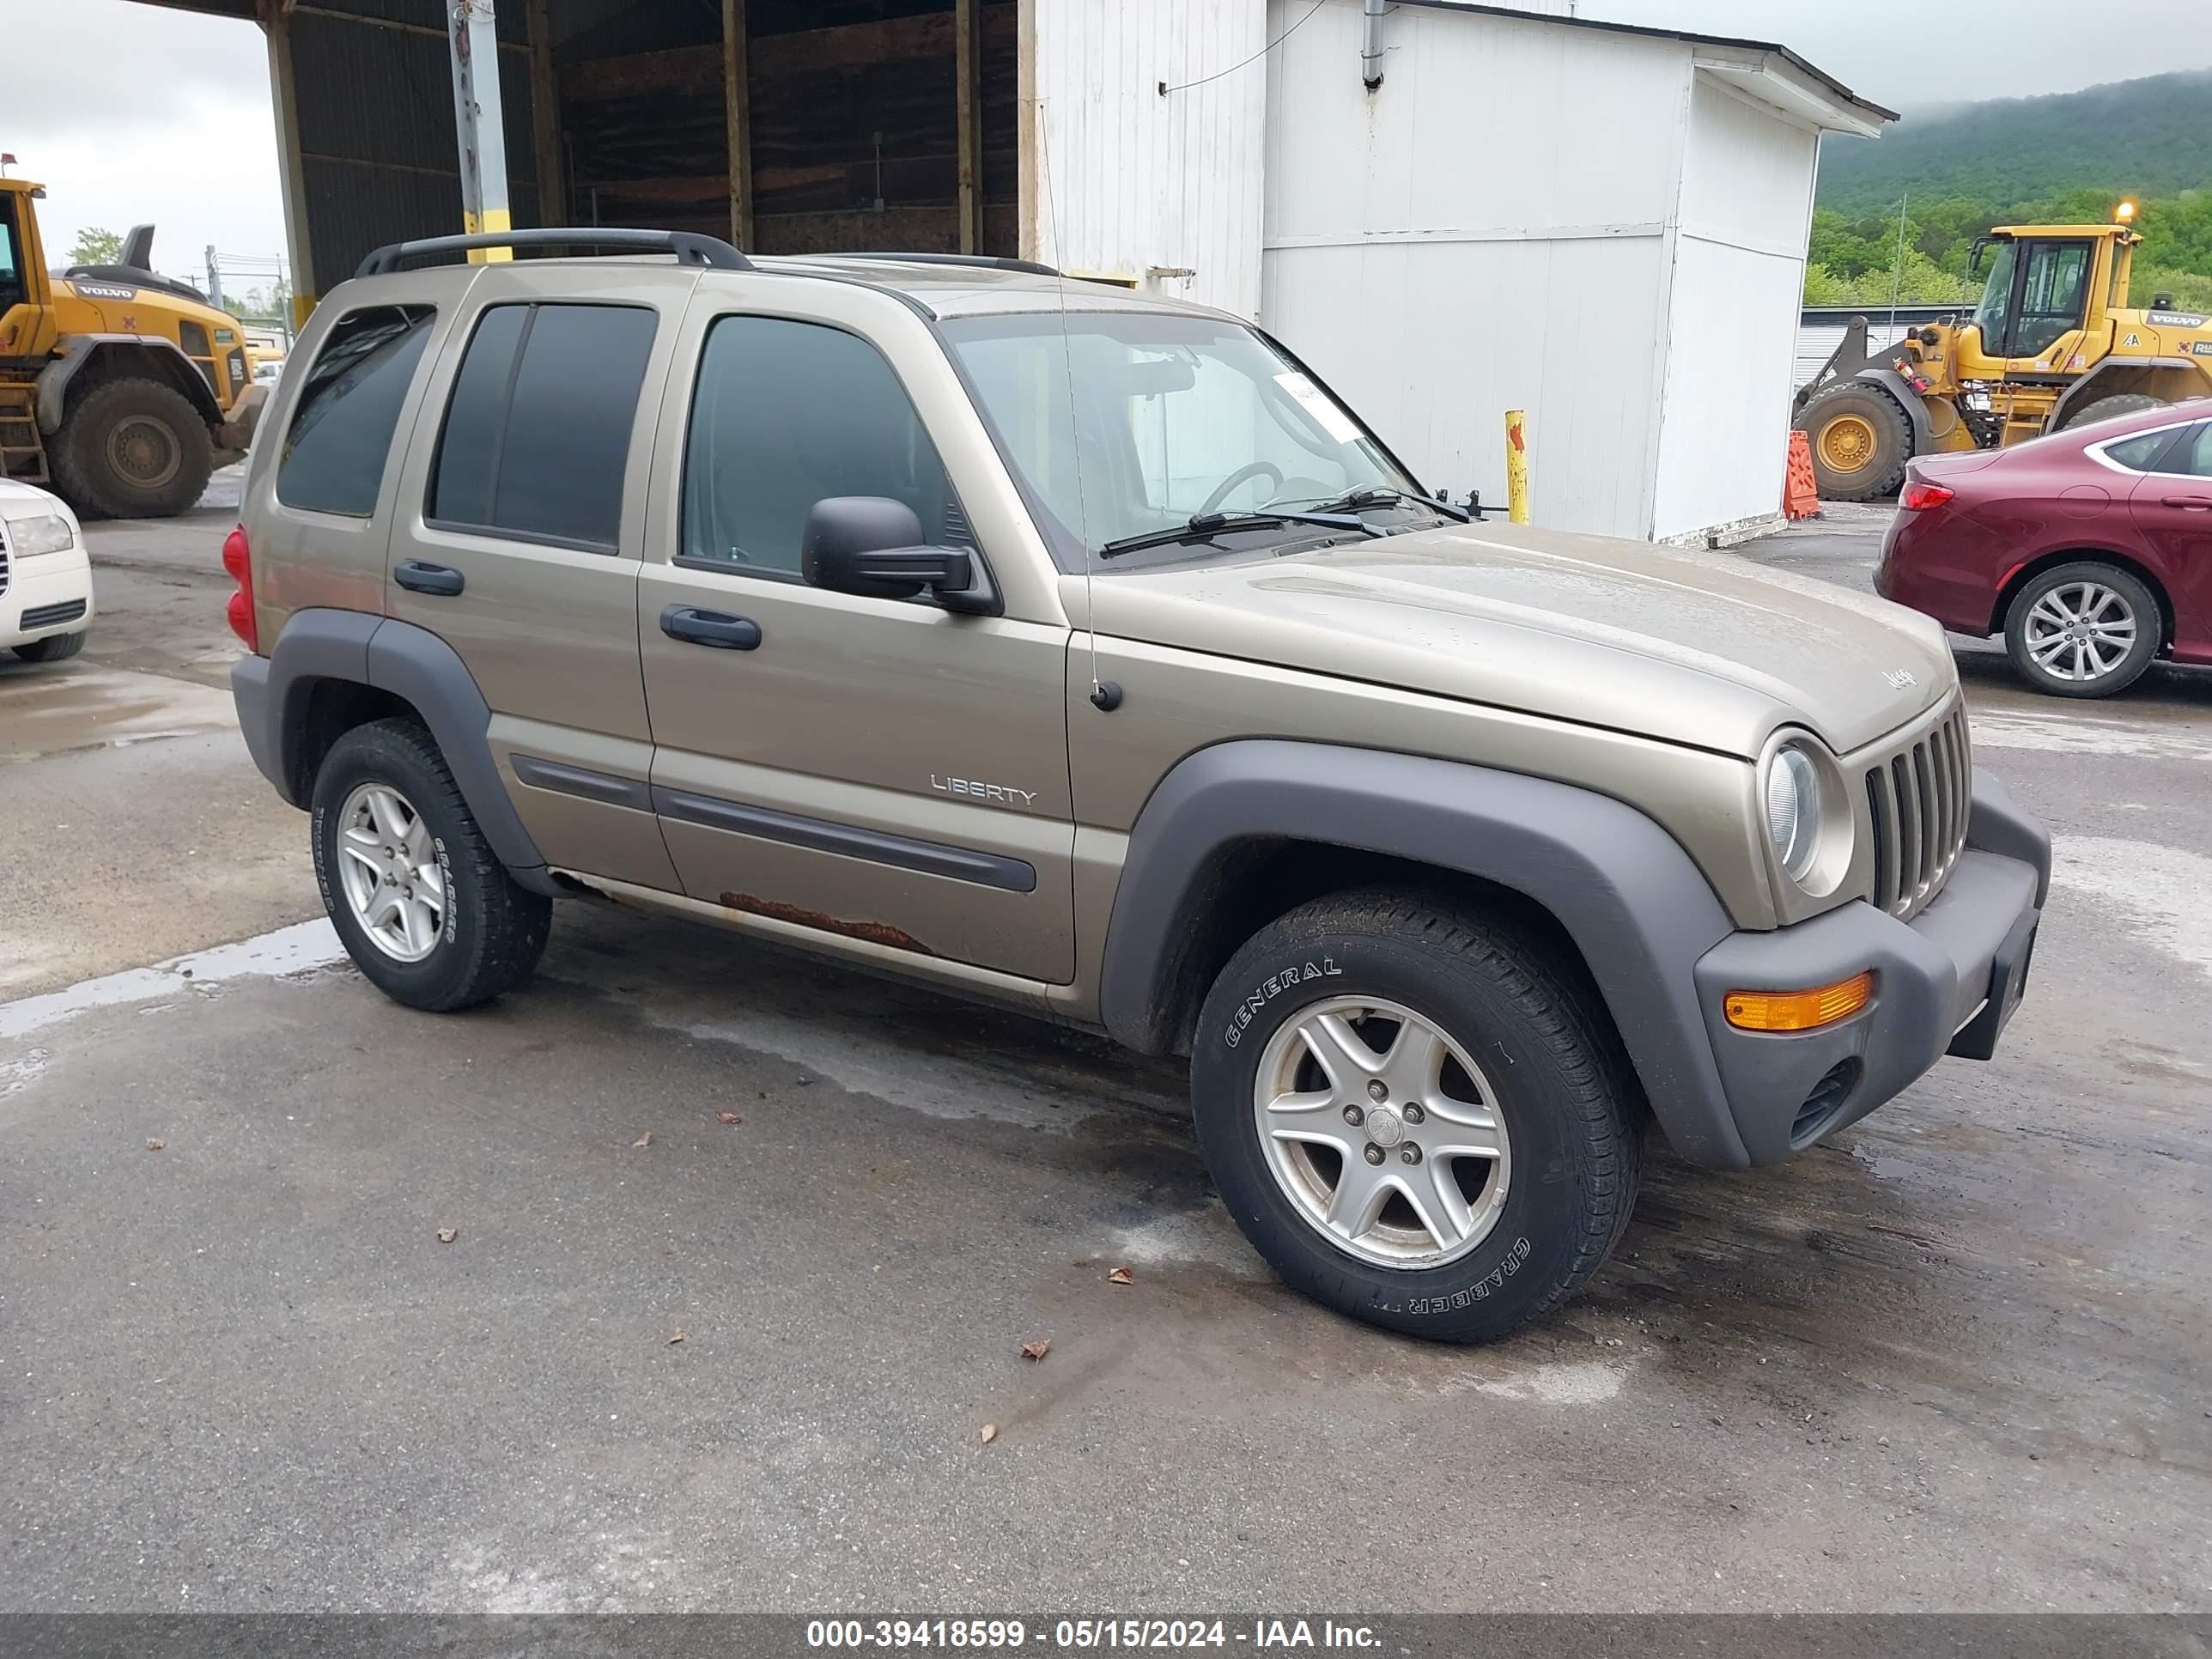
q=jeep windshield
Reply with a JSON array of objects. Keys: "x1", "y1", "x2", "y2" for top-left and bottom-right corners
[{"x1": 940, "y1": 311, "x2": 1434, "y2": 569}]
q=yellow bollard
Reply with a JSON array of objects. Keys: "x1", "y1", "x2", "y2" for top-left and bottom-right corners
[{"x1": 1505, "y1": 409, "x2": 1529, "y2": 525}]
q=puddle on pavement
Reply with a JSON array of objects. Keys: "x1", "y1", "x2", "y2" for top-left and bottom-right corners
[{"x1": 0, "y1": 665, "x2": 235, "y2": 761}]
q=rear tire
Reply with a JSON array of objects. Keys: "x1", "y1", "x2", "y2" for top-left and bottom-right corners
[
  {"x1": 2057, "y1": 392, "x2": 2166, "y2": 431},
  {"x1": 1796, "y1": 383, "x2": 1915, "y2": 501},
  {"x1": 12, "y1": 629, "x2": 87, "y2": 663},
  {"x1": 311, "y1": 718, "x2": 551, "y2": 1011},
  {"x1": 50, "y1": 376, "x2": 214, "y2": 520},
  {"x1": 2002, "y1": 561, "x2": 2160, "y2": 699},
  {"x1": 1190, "y1": 888, "x2": 1642, "y2": 1343}
]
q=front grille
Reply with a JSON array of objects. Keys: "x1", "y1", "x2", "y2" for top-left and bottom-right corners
[
  {"x1": 19, "y1": 598, "x2": 87, "y2": 630},
  {"x1": 0, "y1": 543, "x2": 10, "y2": 599},
  {"x1": 1865, "y1": 699, "x2": 1971, "y2": 920}
]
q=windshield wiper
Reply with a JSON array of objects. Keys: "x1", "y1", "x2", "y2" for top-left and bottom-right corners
[
  {"x1": 1096, "y1": 508, "x2": 1378, "y2": 560},
  {"x1": 1297, "y1": 485, "x2": 1471, "y2": 523}
]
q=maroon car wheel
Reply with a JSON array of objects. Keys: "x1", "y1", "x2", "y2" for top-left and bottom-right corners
[{"x1": 2003, "y1": 562, "x2": 2160, "y2": 699}]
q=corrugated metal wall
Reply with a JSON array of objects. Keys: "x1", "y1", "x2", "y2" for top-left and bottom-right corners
[
  {"x1": 1261, "y1": 0, "x2": 1688, "y2": 535},
  {"x1": 1027, "y1": 0, "x2": 1268, "y2": 317},
  {"x1": 280, "y1": 0, "x2": 543, "y2": 296}
]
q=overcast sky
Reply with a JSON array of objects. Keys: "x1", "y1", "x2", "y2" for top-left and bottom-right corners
[{"x1": 3, "y1": 0, "x2": 2204, "y2": 294}]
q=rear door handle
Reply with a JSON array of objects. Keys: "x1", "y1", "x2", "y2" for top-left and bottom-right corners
[
  {"x1": 660, "y1": 604, "x2": 762, "y2": 650},
  {"x1": 395, "y1": 560, "x2": 465, "y2": 596},
  {"x1": 2159, "y1": 495, "x2": 2212, "y2": 510}
]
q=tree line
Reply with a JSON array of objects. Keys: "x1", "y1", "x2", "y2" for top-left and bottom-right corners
[{"x1": 1805, "y1": 187, "x2": 2212, "y2": 312}]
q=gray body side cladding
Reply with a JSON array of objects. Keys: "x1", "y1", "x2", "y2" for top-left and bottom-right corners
[
  {"x1": 36, "y1": 336, "x2": 224, "y2": 431},
  {"x1": 1855, "y1": 367, "x2": 1933, "y2": 456},
  {"x1": 2047, "y1": 356, "x2": 2197, "y2": 428},
  {"x1": 1097, "y1": 740, "x2": 1751, "y2": 1168},
  {"x1": 230, "y1": 607, "x2": 556, "y2": 896}
]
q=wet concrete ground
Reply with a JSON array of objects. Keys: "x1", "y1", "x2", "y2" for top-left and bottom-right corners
[{"x1": 0, "y1": 501, "x2": 2206, "y2": 1612}]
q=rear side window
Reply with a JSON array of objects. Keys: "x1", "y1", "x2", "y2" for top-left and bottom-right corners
[
  {"x1": 2171, "y1": 422, "x2": 2212, "y2": 478},
  {"x1": 428, "y1": 302, "x2": 656, "y2": 550},
  {"x1": 2103, "y1": 428, "x2": 2183, "y2": 472},
  {"x1": 276, "y1": 305, "x2": 435, "y2": 516}
]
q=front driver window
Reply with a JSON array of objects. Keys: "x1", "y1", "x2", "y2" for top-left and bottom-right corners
[
  {"x1": 0, "y1": 198, "x2": 25, "y2": 315},
  {"x1": 2008, "y1": 241, "x2": 2092, "y2": 359},
  {"x1": 681, "y1": 315, "x2": 958, "y2": 575}
]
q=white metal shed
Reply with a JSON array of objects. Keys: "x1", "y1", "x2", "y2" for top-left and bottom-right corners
[{"x1": 1029, "y1": 0, "x2": 1893, "y2": 543}]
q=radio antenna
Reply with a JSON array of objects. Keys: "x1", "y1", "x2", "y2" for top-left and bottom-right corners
[{"x1": 1036, "y1": 102, "x2": 1104, "y2": 706}]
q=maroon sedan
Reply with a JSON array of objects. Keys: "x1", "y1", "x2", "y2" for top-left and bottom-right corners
[{"x1": 1876, "y1": 399, "x2": 2212, "y2": 697}]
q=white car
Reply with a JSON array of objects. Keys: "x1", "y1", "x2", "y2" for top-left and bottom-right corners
[{"x1": 0, "y1": 478, "x2": 94, "y2": 663}]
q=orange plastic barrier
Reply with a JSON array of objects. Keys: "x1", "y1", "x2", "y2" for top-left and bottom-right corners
[{"x1": 1784, "y1": 429, "x2": 1820, "y2": 520}]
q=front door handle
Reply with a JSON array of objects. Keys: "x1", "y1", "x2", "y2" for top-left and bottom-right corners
[
  {"x1": 395, "y1": 560, "x2": 465, "y2": 596},
  {"x1": 2159, "y1": 495, "x2": 2212, "y2": 510},
  {"x1": 660, "y1": 604, "x2": 762, "y2": 650}
]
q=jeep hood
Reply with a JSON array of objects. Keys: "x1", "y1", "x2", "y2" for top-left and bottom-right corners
[{"x1": 1084, "y1": 522, "x2": 1954, "y2": 758}]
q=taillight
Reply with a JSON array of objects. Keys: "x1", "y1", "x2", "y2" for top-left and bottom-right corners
[
  {"x1": 222, "y1": 523, "x2": 258, "y2": 652},
  {"x1": 1899, "y1": 480, "x2": 1954, "y2": 511}
]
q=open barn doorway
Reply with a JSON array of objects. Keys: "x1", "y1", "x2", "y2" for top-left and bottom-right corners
[{"x1": 553, "y1": 0, "x2": 1020, "y2": 258}]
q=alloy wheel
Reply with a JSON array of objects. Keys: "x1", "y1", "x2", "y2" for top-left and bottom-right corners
[
  {"x1": 2021, "y1": 580, "x2": 2138, "y2": 684},
  {"x1": 335, "y1": 781, "x2": 448, "y2": 962},
  {"x1": 1252, "y1": 996, "x2": 1512, "y2": 1269}
]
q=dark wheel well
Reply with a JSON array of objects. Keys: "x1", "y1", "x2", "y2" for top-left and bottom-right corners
[
  {"x1": 287, "y1": 678, "x2": 419, "y2": 802},
  {"x1": 1990, "y1": 550, "x2": 2173, "y2": 647},
  {"x1": 1151, "y1": 839, "x2": 1613, "y2": 1060}
]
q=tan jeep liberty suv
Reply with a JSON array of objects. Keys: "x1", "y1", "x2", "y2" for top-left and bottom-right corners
[{"x1": 228, "y1": 229, "x2": 2050, "y2": 1342}]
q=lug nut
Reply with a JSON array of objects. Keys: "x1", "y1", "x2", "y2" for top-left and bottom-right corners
[
  {"x1": 1342, "y1": 1104, "x2": 1364, "y2": 1127},
  {"x1": 1366, "y1": 1079, "x2": 1389, "y2": 1102},
  {"x1": 1402, "y1": 1103, "x2": 1425, "y2": 1125},
  {"x1": 1401, "y1": 1145, "x2": 1422, "y2": 1164},
  {"x1": 1364, "y1": 1145, "x2": 1386, "y2": 1165}
]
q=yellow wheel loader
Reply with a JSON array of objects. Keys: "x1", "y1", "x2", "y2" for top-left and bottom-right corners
[
  {"x1": 1794, "y1": 216, "x2": 2212, "y2": 501},
  {"x1": 0, "y1": 177, "x2": 265, "y2": 518}
]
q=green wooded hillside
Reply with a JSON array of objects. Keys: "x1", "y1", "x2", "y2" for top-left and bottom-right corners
[{"x1": 1807, "y1": 70, "x2": 2212, "y2": 308}]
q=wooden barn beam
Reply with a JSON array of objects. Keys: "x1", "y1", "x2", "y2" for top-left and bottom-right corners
[
  {"x1": 723, "y1": 0, "x2": 753, "y2": 247},
  {"x1": 957, "y1": 0, "x2": 980, "y2": 252}
]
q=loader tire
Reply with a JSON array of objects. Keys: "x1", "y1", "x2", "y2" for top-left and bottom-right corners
[
  {"x1": 1796, "y1": 384, "x2": 1914, "y2": 502},
  {"x1": 50, "y1": 376, "x2": 214, "y2": 520},
  {"x1": 2058, "y1": 392, "x2": 2165, "y2": 432}
]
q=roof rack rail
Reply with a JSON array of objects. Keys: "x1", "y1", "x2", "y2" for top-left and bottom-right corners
[
  {"x1": 356, "y1": 228, "x2": 751, "y2": 277},
  {"x1": 809, "y1": 251, "x2": 1064, "y2": 278}
]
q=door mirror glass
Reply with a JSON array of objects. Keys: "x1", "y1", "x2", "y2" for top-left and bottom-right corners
[{"x1": 802, "y1": 495, "x2": 975, "y2": 601}]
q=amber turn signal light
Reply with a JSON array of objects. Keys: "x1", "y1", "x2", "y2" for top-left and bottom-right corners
[{"x1": 1723, "y1": 971, "x2": 1875, "y2": 1033}]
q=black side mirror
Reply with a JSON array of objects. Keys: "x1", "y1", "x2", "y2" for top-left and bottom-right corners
[{"x1": 802, "y1": 496, "x2": 974, "y2": 601}]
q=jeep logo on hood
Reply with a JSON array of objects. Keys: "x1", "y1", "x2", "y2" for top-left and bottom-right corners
[{"x1": 1883, "y1": 668, "x2": 1919, "y2": 690}]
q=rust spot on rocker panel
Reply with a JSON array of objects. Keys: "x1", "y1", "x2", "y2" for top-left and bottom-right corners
[{"x1": 718, "y1": 893, "x2": 937, "y2": 957}]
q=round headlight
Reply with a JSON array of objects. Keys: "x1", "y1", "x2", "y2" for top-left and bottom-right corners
[{"x1": 1765, "y1": 743, "x2": 1825, "y2": 883}]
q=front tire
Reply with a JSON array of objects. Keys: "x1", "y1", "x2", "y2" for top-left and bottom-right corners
[
  {"x1": 1796, "y1": 383, "x2": 1915, "y2": 501},
  {"x1": 12, "y1": 629, "x2": 87, "y2": 663},
  {"x1": 2002, "y1": 561, "x2": 2160, "y2": 698},
  {"x1": 1191, "y1": 889, "x2": 1641, "y2": 1343},
  {"x1": 51, "y1": 376, "x2": 215, "y2": 520},
  {"x1": 311, "y1": 718, "x2": 551, "y2": 1011}
]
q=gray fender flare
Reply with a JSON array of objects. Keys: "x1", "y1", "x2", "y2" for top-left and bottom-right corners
[
  {"x1": 239, "y1": 608, "x2": 555, "y2": 895},
  {"x1": 1096, "y1": 740, "x2": 1751, "y2": 1168},
  {"x1": 36, "y1": 335, "x2": 224, "y2": 432}
]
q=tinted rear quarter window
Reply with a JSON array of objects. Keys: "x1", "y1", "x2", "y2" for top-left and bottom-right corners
[
  {"x1": 276, "y1": 305, "x2": 436, "y2": 516},
  {"x1": 428, "y1": 302, "x2": 657, "y2": 550}
]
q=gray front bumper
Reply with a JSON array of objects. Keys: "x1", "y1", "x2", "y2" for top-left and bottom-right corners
[{"x1": 1689, "y1": 775, "x2": 2051, "y2": 1165}]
